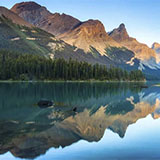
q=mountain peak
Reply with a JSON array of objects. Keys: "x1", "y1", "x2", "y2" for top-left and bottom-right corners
[
  {"x1": 79, "y1": 19, "x2": 106, "y2": 35},
  {"x1": 152, "y1": 42, "x2": 160, "y2": 48},
  {"x1": 11, "y1": 1, "x2": 42, "y2": 13},
  {"x1": 109, "y1": 23, "x2": 129, "y2": 42},
  {"x1": 11, "y1": 1, "x2": 51, "y2": 26},
  {"x1": 152, "y1": 42, "x2": 160, "y2": 54},
  {"x1": 119, "y1": 23, "x2": 126, "y2": 30},
  {"x1": 83, "y1": 19, "x2": 102, "y2": 25}
]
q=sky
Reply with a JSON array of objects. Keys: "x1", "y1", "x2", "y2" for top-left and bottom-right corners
[{"x1": 1, "y1": 0, "x2": 160, "y2": 47}]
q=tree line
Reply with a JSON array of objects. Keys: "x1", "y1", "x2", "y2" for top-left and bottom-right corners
[{"x1": 0, "y1": 50, "x2": 145, "y2": 81}]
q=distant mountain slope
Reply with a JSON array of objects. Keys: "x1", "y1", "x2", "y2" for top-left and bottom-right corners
[
  {"x1": 0, "y1": 14, "x2": 57, "y2": 56},
  {"x1": 11, "y1": 2, "x2": 81, "y2": 36},
  {"x1": 0, "y1": 6, "x2": 32, "y2": 27}
]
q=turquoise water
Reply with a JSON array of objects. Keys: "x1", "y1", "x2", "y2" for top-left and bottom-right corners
[{"x1": 0, "y1": 82, "x2": 160, "y2": 160}]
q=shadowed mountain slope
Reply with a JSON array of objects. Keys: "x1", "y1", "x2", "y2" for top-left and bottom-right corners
[{"x1": 11, "y1": 2, "x2": 81, "y2": 36}]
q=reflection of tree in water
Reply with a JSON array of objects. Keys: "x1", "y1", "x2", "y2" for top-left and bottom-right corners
[{"x1": 0, "y1": 82, "x2": 143, "y2": 108}]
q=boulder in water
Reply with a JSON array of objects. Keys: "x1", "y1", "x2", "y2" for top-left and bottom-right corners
[{"x1": 37, "y1": 100, "x2": 53, "y2": 108}]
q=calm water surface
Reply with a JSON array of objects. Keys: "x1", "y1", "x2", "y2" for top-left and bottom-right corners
[{"x1": 0, "y1": 82, "x2": 160, "y2": 160}]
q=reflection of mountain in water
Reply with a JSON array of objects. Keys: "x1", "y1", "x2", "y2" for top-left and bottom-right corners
[{"x1": 0, "y1": 82, "x2": 160, "y2": 159}]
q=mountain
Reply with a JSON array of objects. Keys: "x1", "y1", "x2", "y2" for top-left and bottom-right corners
[
  {"x1": 11, "y1": 1, "x2": 140, "y2": 69},
  {"x1": 11, "y1": 2, "x2": 81, "y2": 36},
  {"x1": 152, "y1": 42, "x2": 160, "y2": 54},
  {"x1": 3, "y1": 1, "x2": 160, "y2": 79},
  {"x1": 11, "y1": 2, "x2": 121, "y2": 56},
  {"x1": 58, "y1": 19, "x2": 121, "y2": 55},
  {"x1": 109, "y1": 23, "x2": 159, "y2": 63},
  {"x1": 11, "y1": 2, "x2": 158, "y2": 62},
  {"x1": 108, "y1": 24, "x2": 160, "y2": 78}
]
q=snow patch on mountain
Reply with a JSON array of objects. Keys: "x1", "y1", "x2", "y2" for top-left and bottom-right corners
[
  {"x1": 11, "y1": 37, "x2": 20, "y2": 41},
  {"x1": 126, "y1": 57, "x2": 135, "y2": 66},
  {"x1": 139, "y1": 57, "x2": 160, "y2": 71}
]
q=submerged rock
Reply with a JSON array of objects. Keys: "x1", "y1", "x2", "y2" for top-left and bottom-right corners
[
  {"x1": 37, "y1": 100, "x2": 53, "y2": 108},
  {"x1": 73, "y1": 107, "x2": 77, "y2": 112}
]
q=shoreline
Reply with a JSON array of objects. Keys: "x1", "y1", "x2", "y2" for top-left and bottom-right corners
[{"x1": 0, "y1": 80, "x2": 146, "y2": 83}]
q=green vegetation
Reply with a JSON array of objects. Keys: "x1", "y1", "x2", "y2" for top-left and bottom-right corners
[
  {"x1": 0, "y1": 50, "x2": 145, "y2": 81},
  {"x1": 0, "y1": 16, "x2": 53, "y2": 55}
]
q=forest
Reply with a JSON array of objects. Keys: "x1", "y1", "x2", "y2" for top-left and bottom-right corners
[{"x1": 0, "y1": 50, "x2": 145, "y2": 81}]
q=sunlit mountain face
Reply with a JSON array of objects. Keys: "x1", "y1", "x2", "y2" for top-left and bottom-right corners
[{"x1": 0, "y1": 82, "x2": 160, "y2": 159}]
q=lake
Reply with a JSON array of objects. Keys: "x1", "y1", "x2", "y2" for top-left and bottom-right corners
[{"x1": 0, "y1": 82, "x2": 160, "y2": 160}]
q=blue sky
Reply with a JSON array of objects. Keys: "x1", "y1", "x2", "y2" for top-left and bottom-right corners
[{"x1": 1, "y1": 0, "x2": 160, "y2": 47}]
